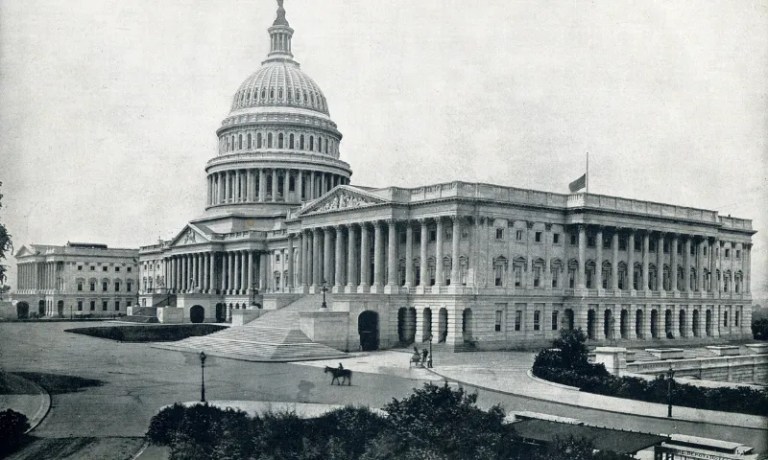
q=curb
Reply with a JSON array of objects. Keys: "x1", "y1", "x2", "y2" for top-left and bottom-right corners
[
  {"x1": 425, "y1": 367, "x2": 767, "y2": 431},
  {"x1": 525, "y1": 369, "x2": 580, "y2": 391},
  {"x1": 4, "y1": 373, "x2": 52, "y2": 434}
]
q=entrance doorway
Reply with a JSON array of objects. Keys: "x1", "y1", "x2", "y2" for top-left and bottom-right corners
[
  {"x1": 215, "y1": 303, "x2": 226, "y2": 322},
  {"x1": 190, "y1": 305, "x2": 205, "y2": 324},
  {"x1": 462, "y1": 309, "x2": 473, "y2": 342},
  {"x1": 358, "y1": 311, "x2": 379, "y2": 351},
  {"x1": 16, "y1": 302, "x2": 29, "y2": 319},
  {"x1": 438, "y1": 308, "x2": 448, "y2": 343},
  {"x1": 397, "y1": 307, "x2": 416, "y2": 344},
  {"x1": 57, "y1": 300, "x2": 64, "y2": 317},
  {"x1": 587, "y1": 310, "x2": 596, "y2": 340},
  {"x1": 38, "y1": 300, "x2": 45, "y2": 317}
]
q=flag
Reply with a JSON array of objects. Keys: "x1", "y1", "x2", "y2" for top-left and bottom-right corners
[{"x1": 569, "y1": 173, "x2": 586, "y2": 193}]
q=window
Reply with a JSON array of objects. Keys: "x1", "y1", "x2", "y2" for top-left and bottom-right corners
[
  {"x1": 551, "y1": 267, "x2": 559, "y2": 288},
  {"x1": 736, "y1": 249, "x2": 741, "y2": 259},
  {"x1": 533, "y1": 266, "x2": 541, "y2": 288},
  {"x1": 702, "y1": 246, "x2": 707, "y2": 256},
  {"x1": 495, "y1": 310, "x2": 503, "y2": 332},
  {"x1": 619, "y1": 236, "x2": 627, "y2": 251},
  {"x1": 115, "y1": 267, "x2": 120, "y2": 272},
  {"x1": 603, "y1": 236, "x2": 611, "y2": 249},
  {"x1": 90, "y1": 281, "x2": 96, "y2": 292},
  {"x1": 77, "y1": 282, "x2": 83, "y2": 291},
  {"x1": 114, "y1": 301, "x2": 120, "y2": 311},
  {"x1": 127, "y1": 281, "x2": 132, "y2": 292},
  {"x1": 77, "y1": 300, "x2": 83, "y2": 311},
  {"x1": 515, "y1": 310, "x2": 522, "y2": 331},
  {"x1": 78, "y1": 265, "x2": 83, "y2": 271},
  {"x1": 634, "y1": 239, "x2": 641, "y2": 251},
  {"x1": 127, "y1": 267, "x2": 132, "y2": 272},
  {"x1": 90, "y1": 266, "x2": 95, "y2": 271},
  {"x1": 495, "y1": 228, "x2": 504, "y2": 240},
  {"x1": 114, "y1": 282, "x2": 120, "y2": 292},
  {"x1": 400, "y1": 232, "x2": 407, "y2": 244},
  {"x1": 516, "y1": 230, "x2": 523, "y2": 241},
  {"x1": 725, "y1": 249, "x2": 730, "y2": 258},
  {"x1": 570, "y1": 234, "x2": 577, "y2": 245},
  {"x1": 429, "y1": 229, "x2": 437, "y2": 242},
  {"x1": 535, "y1": 232, "x2": 542, "y2": 243},
  {"x1": 552, "y1": 311, "x2": 559, "y2": 330},
  {"x1": 103, "y1": 266, "x2": 108, "y2": 272},
  {"x1": 533, "y1": 310, "x2": 540, "y2": 331},
  {"x1": 553, "y1": 233, "x2": 560, "y2": 244},
  {"x1": 102, "y1": 301, "x2": 108, "y2": 311},
  {"x1": 723, "y1": 311, "x2": 729, "y2": 327},
  {"x1": 690, "y1": 245, "x2": 695, "y2": 256},
  {"x1": 735, "y1": 311, "x2": 740, "y2": 327},
  {"x1": 276, "y1": 253, "x2": 281, "y2": 262},
  {"x1": 127, "y1": 300, "x2": 132, "y2": 307},
  {"x1": 664, "y1": 241, "x2": 670, "y2": 254},
  {"x1": 587, "y1": 236, "x2": 596, "y2": 248},
  {"x1": 649, "y1": 240, "x2": 656, "y2": 253},
  {"x1": 102, "y1": 281, "x2": 108, "y2": 292},
  {"x1": 90, "y1": 300, "x2": 96, "y2": 311}
]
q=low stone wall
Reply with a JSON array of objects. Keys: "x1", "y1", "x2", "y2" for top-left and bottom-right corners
[{"x1": 628, "y1": 354, "x2": 768, "y2": 384}]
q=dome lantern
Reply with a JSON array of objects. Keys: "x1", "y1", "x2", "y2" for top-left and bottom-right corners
[{"x1": 266, "y1": 0, "x2": 294, "y2": 61}]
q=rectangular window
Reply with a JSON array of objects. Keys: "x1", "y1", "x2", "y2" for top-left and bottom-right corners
[
  {"x1": 634, "y1": 239, "x2": 642, "y2": 251},
  {"x1": 570, "y1": 234, "x2": 577, "y2": 246},
  {"x1": 90, "y1": 300, "x2": 96, "y2": 311},
  {"x1": 115, "y1": 301, "x2": 120, "y2": 311},
  {"x1": 77, "y1": 282, "x2": 83, "y2": 291},
  {"x1": 103, "y1": 266, "x2": 108, "y2": 272},
  {"x1": 514, "y1": 268, "x2": 522, "y2": 287},
  {"x1": 736, "y1": 250, "x2": 741, "y2": 259},
  {"x1": 102, "y1": 282, "x2": 108, "y2": 292},
  {"x1": 276, "y1": 254, "x2": 280, "y2": 262},
  {"x1": 77, "y1": 300, "x2": 83, "y2": 311},
  {"x1": 495, "y1": 310, "x2": 503, "y2": 332},
  {"x1": 533, "y1": 267, "x2": 541, "y2": 287},
  {"x1": 533, "y1": 310, "x2": 540, "y2": 331},
  {"x1": 587, "y1": 236, "x2": 595, "y2": 248},
  {"x1": 90, "y1": 266, "x2": 95, "y2": 271},
  {"x1": 90, "y1": 282, "x2": 95, "y2": 292},
  {"x1": 619, "y1": 237, "x2": 627, "y2": 251},
  {"x1": 102, "y1": 301, "x2": 108, "y2": 311},
  {"x1": 552, "y1": 311, "x2": 559, "y2": 330},
  {"x1": 603, "y1": 236, "x2": 611, "y2": 249},
  {"x1": 724, "y1": 311, "x2": 729, "y2": 327},
  {"x1": 515, "y1": 310, "x2": 522, "y2": 331},
  {"x1": 127, "y1": 282, "x2": 132, "y2": 292},
  {"x1": 115, "y1": 282, "x2": 121, "y2": 291},
  {"x1": 553, "y1": 233, "x2": 560, "y2": 244},
  {"x1": 649, "y1": 240, "x2": 656, "y2": 253},
  {"x1": 516, "y1": 230, "x2": 523, "y2": 241},
  {"x1": 664, "y1": 241, "x2": 670, "y2": 254},
  {"x1": 535, "y1": 232, "x2": 542, "y2": 243},
  {"x1": 677, "y1": 244, "x2": 683, "y2": 255},
  {"x1": 400, "y1": 232, "x2": 407, "y2": 244},
  {"x1": 127, "y1": 267, "x2": 132, "y2": 272},
  {"x1": 78, "y1": 265, "x2": 83, "y2": 271},
  {"x1": 495, "y1": 228, "x2": 504, "y2": 240},
  {"x1": 127, "y1": 300, "x2": 132, "y2": 307},
  {"x1": 429, "y1": 229, "x2": 437, "y2": 242},
  {"x1": 115, "y1": 267, "x2": 120, "y2": 272},
  {"x1": 551, "y1": 270, "x2": 558, "y2": 288},
  {"x1": 725, "y1": 249, "x2": 730, "y2": 258},
  {"x1": 735, "y1": 311, "x2": 740, "y2": 327}
]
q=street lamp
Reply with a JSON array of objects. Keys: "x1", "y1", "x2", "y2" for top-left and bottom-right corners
[
  {"x1": 427, "y1": 333, "x2": 433, "y2": 368},
  {"x1": 664, "y1": 365, "x2": 675, "y2": 417},
  {"x1": 320, "y1": 281, "x2": 328, "y2": 309},
  {"x1": 199, "y1": 351, "x2": 207, "y2": 403}
]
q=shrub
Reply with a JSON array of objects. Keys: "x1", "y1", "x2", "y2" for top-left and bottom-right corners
[{"x1": 0, "y1": 409, "x2": 30, "y2": 455}]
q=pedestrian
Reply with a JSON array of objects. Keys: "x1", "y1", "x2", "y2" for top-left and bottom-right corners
[{"x1": 421, "y1": 348, "x2": 428, "y2": 368}]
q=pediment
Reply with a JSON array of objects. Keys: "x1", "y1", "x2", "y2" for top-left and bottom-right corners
[
  {"x1": 299, "y1": 186, "x2": 388, "y2": 216},
  {"x1": 14, "y1": 245, "x2": 34, "y2": 258},
  {"x1": 169, "y1": 224, "x2": 211, "y2": 247}
]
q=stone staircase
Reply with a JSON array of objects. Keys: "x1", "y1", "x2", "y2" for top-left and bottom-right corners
[{"x1": 154, "y1": 294, "x2": 347, "y2": 362}]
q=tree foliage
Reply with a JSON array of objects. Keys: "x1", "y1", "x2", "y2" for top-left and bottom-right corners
[
  {"x1": 0, "y1": 408, "x2": 30, "y2": 455},
  {"x1": 0, "y1": 182, "x2": 11, "y2": 285}
]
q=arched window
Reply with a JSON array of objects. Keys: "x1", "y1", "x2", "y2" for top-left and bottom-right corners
[
  {"x1": 324, "y1": 137, "x2": 329, "y2": 153},
  {"x1": 551, "y1": 258, "x2": 563, "y2": 288},
  {"x1": 459, "y1": 256, "x2": 469, "y2": 286},
  {"x1": 267, "y1": 132, "x2": 273, "y2": 148},
  {"x1": 532, "y1": 258, "x2": 545, "y2": 288},
  {"x1": 601, "y1": 260, "x2": 611, "y2": 289},
  {"x1": 310, "y1": 92, "x2": 315, "y2": 106},
  {"x1": 442, "y1": 256, "x2": 452, "y2": 285},
  {"x1": 289, "y1": 133, "x2": 295, "y2": 149},
  {"x1": 261, "y1": 89, "x2": 266, "y2": 100},
  {"x1": 427, "y1": 257, "x2": 436, "y2": 286},
  {"x1": 568, "y1": 259, "x2": 578, "y2": 288},
  {"x1": 270, "y1": 89, "x2": 274, "y2": 99},
  {"x1": 493, "y1": 256, "x2": 507, "y2": 287},
  {"x1": 257, "y1": 132, "x2": 262, "y2": 148},
  {"x1": 247, "y1": 133, "x2": 252, "y2": 149},
  {"x1": 309, "y1": 136, "x2": 314, "y2": 151},
  {"x1": 300, "y1": 134, "x2": 305, "y2": 150},
  {"x1": 278, "y1": 88, "x2": 283, "y2": 100},
  {"x1": 513, "y1": 257, "x2": 526, "y2": 288},
  {"x1": 618, "y1": 262, "x2": 627, "y2": 290},
  {"x1": 303, "y1": 91, "x2": 308, "y2": 103},
  {"x1": 278, "y1": 133, "x2": 284, "y2": 149},
  {"x1": 238, "y1": 134, "x2": 243, "y2": 150},
  {"x1": 585, "y1": 260, "x2": 596, "y2": 289}
]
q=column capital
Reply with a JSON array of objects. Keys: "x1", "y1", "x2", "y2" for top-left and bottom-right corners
[
  {"x1": 545, "y1": 223, "x2": 553, "y2": 231},
  {"x1": 526, "y1": 220, "x2": 535, "y2": 229}
]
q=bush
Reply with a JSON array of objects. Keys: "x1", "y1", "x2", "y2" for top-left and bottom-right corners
[
  {"x1": 66, "y1": 324, "x2": 226, "y2": 342},
  {"x1": 532, "y1": 330, "x2": 768, "y2": 416},
  {"x1": 752, "y1": 318, "x2": 768, "y2": 340},
  {"x1": 0, "y1": 409, "x2": 30, "y2": 455}
]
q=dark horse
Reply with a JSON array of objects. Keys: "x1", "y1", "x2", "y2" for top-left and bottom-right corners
[{"x1": 324, "y1": 366, "x2": 352, "y2": 386}]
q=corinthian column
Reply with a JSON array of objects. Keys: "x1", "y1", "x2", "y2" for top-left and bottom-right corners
[
  {"x1": 419, "y1": 219, "x2": 428, "y2": 291},
  {"x1": 385, "y1": 220, "x2": 398, "y2": 293},
  {"x1": 435, "y1": 217, "x2": 444, "y2": 287},
  {"x1": 346, "y1": 225, "x2": 357, "y2": 292},
  {"x1": 359, "y1": 223, "x2": 370, "y2": 292},
  {"x1": 323, "y1": 227, "x2": 333, "y2": 285},
  {"x1": 334, "y1": 226, "x2": 344, "y2": 292},
  {"x1": 405, "y1": 221, "x2": 414, "y2": 288},
  {"x1": 372, "y1": 221, "x2": 384, "y2": 292}
]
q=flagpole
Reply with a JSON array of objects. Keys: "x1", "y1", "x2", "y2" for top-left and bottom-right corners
[{"x1": 586, "y1": 152, "x2": 589, "y2": 194}]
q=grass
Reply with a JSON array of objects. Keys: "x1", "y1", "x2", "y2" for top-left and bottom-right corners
[
  {"x1": 12, "y1": 372, "x2": 104, "y2": 395},
  {"x1": 65, "y1": 324, "x2": 227, "y2": 342},
  {"x1": 0, "y1": 372, "x2": 41, "y2": 395}
]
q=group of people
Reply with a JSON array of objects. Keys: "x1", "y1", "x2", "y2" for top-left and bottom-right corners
[{"x1": 412, "y1": 346, "x2": 432, "y2": 368}]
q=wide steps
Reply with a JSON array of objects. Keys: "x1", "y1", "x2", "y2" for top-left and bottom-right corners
[{"x1": 155, "y1": 294, "x2": 345, "y2": 362}]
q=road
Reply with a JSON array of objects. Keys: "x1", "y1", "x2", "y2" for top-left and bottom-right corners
[{"x1": 0, "y1": 321, "x2": 764, "y2": 454}]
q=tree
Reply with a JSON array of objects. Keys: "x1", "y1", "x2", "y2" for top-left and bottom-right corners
[
  {"x1": 0, "y1": 182, "x2": 11, "y2": 287},
  {"x1": 552, "y1": 329, "x2": 591, "y2": 370}
]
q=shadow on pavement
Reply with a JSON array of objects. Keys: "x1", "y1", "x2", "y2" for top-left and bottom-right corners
[{"x1": 14, "y1": 372, "x2": 105, "y2": 395}]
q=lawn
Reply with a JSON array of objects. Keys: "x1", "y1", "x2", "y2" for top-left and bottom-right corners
[
  {"x1": 65, "y1": 324, "x2": 227, "y2": 342},
  {"x1": 5, "y1": 437, "x2": 145, "y2": 460}
]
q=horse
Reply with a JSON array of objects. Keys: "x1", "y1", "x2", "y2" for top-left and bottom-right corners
[
  {"x1": 409, "y1": 353, "x2": 422, "y2": 368},
  {"x1": 324, "y1": 366, "x2": 352, "y2": 386}
]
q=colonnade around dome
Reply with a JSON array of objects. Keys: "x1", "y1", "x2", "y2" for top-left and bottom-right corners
[{"x1": 206, "y1": 168, "x2": 349, "y2": 206}]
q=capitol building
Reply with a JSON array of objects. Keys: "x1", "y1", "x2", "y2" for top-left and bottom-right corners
[{"x1": 138, "y1": 2, "x2": 754, "y2": 354}]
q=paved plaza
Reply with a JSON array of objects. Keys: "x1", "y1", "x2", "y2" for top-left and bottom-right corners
[{"x1": 0, "y1": 321, "x2": 765, "y2": 458}]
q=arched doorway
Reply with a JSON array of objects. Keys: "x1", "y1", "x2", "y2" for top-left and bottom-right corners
[
  {"x1": 215, "y1": 303, "x2": 226, "y2": 322},
  {"x1": 38, "y1": 300, "x2": 45, "y2": 317},
  {"x1": 635, "y1": 309, "x2": 644, "y2": 339},
  {"x1": 57, "y1": 300, "x2": 64, "y2": 317},
  {"x1": 664, "y1": 309, "x2": 673, "y2": 339},
  {"x1": 650, "y1": 309, "x2": 659, "y2": 339},
  {"x1": 189, "y1": 305, "x2": 205, "y2": 324},
  {"x1": 462, "y1": 309, "x2": 473, "y2": 342},
  {"x1": 705, "y1": 309, "x2": 712, "y2": 337},
  {"x1": 397, "y1": 307, "x2": 416, "y2": 344},
  {"x1": 564, "y1": 309, "x2": 574, "y2": 330},
  {"x1": 422, "y1": 308, "x2": 432, "y2": 342},
  {"x1": 604, "y1": 309, "x2": 613, "y2": 340},
  {"x1": 692, "y1": 309, "x2": 700, "y2": 337},
  {"x1": 358, "y1": 311, "x2": 379, "y2": 351},
  {"x1": 16, "y1": 302, "x2": 29, "y2": 319},
  {"x1": 438, "y1": 308, "x2": 448, "y2": 343},
  {"x1": 587, "y1": 310, "x2": 596, "y2": 340}
]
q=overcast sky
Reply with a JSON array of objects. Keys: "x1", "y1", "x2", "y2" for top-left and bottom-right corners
[{"x1": 1, "y1": 0, "x2": 766, "y2": 296}]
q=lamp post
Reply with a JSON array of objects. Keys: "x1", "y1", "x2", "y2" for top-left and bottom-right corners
[
  {"x1": 199, "y1": 351, "x2": 207, "y2": 403},
  {"x1": 320, "y1": 281, "x2": 328, "y2": 309},
  {"x1": 427, "y1": 333, "x2": 433, "y2": 368},
  {"x1": 664, "y1": 365, "x2": 675, "y2": 417}
]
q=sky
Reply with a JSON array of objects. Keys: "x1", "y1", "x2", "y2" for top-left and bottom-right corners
[{"x1": 0, "y1": 0, "x2": 766, "y2": 296}]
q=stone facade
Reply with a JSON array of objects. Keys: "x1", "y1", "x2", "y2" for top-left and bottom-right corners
[
  {"x1": 138, "y1": 2, "x2": 755, "y2": 351},
  {"x1": 13, "y1": 242, "x2": 138, "y2": 318}
]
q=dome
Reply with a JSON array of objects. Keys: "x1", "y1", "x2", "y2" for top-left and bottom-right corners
[{"x1": 231, "y1": 61, "x2": 329, "y2": 115}]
